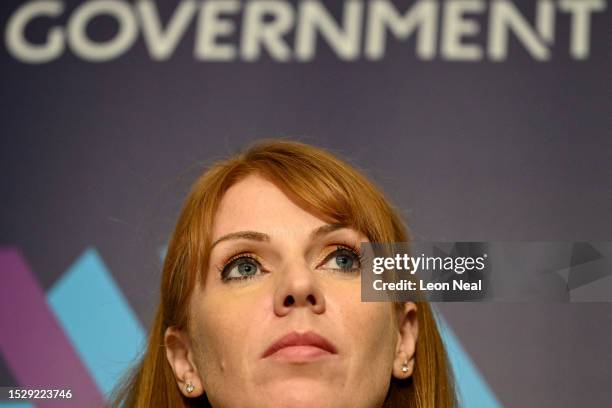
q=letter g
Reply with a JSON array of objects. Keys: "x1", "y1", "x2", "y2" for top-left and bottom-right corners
[
  {"x1": 373, "y1": 257, "x2": 384, "y2": 274},
  {"x1": 5, "y1": 1, "x2": 65, "y2": 64}
]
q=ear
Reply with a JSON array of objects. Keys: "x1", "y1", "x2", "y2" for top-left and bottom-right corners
[
  {"x1": 392, "y1": 302, "x2": 419, "y2": 379},
  {"x1": 164, "y1": 326, "x2": 205, "y2": 397}
]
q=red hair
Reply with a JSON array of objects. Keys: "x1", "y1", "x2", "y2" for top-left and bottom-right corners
[{"x1": 110, "y1": 139, "x2": 456, "y2": 408}]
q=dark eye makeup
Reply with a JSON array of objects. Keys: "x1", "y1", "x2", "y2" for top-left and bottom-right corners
[
  {"x1": 217, "y1": 243, "x2": 363, "y2": 283},
  {"x1": 320, "y1": 244, "x2": 364, "y2": 273},
  {"x1": 217, "y1": 253, "x2": 263, "y2": 282}
]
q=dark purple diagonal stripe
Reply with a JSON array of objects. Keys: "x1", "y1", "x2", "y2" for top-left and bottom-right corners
[{"x1": 0, "y1": 248, "x2": 105, "y2": 407}]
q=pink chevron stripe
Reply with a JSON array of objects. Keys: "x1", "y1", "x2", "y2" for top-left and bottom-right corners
[{"x1": 0, "y1": 249, "x2": 105, "y2": 407}]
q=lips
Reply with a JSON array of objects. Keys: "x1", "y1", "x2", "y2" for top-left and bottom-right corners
[{"x1": 262, "y1": 331, "x2": 338, "y2": 359}]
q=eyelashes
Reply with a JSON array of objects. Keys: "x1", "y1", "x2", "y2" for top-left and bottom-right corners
[
  {"x1": 321, "y1": 244, "x2": 364, "y2": 273},
  {"x1": 217, "y1": 253, "x2": 264, "y2": 282},
  {"x1": 217, "y1": 243, "x2": 363, "y2": 283}
]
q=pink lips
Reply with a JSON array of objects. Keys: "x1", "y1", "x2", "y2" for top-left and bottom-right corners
[{"x1": 262, "y1": 331, "x2": 338, "y2": 360}]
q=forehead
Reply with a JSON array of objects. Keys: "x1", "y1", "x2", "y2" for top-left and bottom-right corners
[{"x1": 212, "y1": 174, "x2": 327, "y2": 240}]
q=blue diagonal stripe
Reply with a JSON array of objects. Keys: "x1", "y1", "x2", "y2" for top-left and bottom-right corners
[
  {"x1": 436, "y1": 313, "x2": 503, "y2": 408},
  {"x1": 47, "y1": 248, "x2": 145, "y2": 397}
]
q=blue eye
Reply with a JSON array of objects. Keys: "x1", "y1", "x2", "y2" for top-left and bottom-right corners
[
  {"x1": 222, "y1": 256, "x2": 262, "y2": 281},
  {"x1": 321, "y1": 247, "x2": 362, "y2": 272}
]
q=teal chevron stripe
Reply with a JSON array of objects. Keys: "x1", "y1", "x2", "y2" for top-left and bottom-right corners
[
  {"x1": 47, "y1": 248, "x2": 146, "y2": 397},
  {"x1": 436, "y1": 313, "x2": 503, "y2": 408}
]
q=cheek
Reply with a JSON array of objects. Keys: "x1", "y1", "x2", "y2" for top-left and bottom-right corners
[
  {"x1": 330, "y1": 290, "x2": 398, "y2": 401},
  {"x1": 352, "y1": 304, "x2": 397, "y2": 355},
  {"x1": 334, "y1": 286, "x2": 398, "y2": 360},
  {"x1": 189, "y1": 294, "x2": 261, "y2": 382},
  {"x1": 344, "y1": 296, "x2": 398, "y2": 372}
]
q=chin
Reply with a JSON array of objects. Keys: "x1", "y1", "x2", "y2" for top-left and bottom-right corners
[{"x1": 254, "y1": 379, "x2": 345, "y2": 408}]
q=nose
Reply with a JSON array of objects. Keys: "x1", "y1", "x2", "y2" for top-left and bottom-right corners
[{"x1": 273, "y1": 262, "x2": 326, "y2": 316}]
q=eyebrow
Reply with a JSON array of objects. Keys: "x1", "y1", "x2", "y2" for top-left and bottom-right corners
[{"x1": 210, "y1": 223, "x2": 349, "y2": 250}]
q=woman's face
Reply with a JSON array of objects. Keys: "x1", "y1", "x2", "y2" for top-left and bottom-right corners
[{"x1": 166, "y1": 175, "x2": 417, "y2": 408}]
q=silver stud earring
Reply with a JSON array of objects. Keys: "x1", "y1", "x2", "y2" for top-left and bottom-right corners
[
  {"x1": 401, "y1": 360, "x2": 409, "y2": 373},
  {"x1": 186, "y1": 382, "x2": 194, "y2": 394}
]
